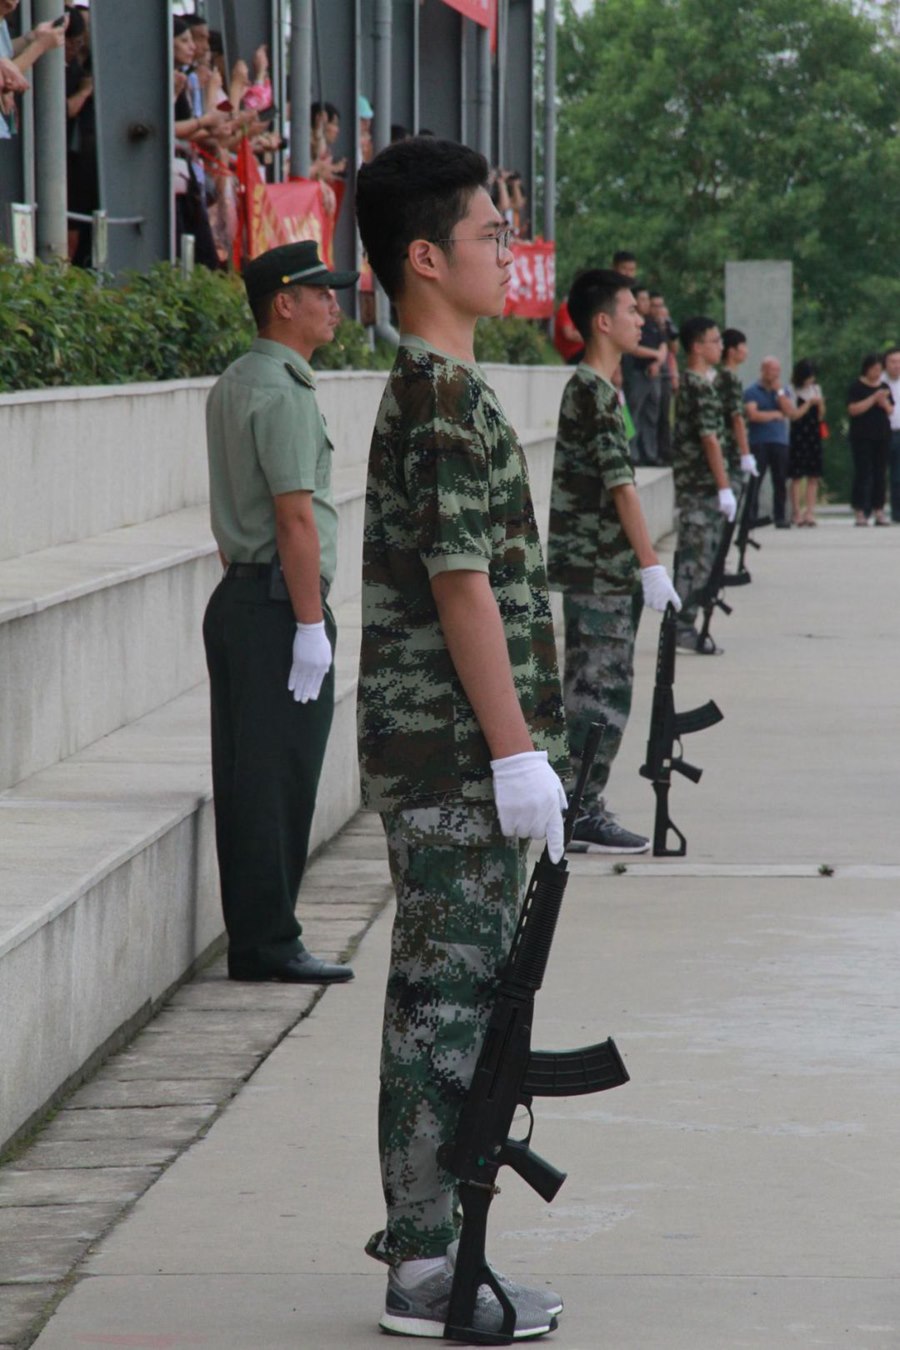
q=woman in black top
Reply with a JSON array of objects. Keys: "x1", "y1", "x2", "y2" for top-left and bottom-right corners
[{"x1": 847, "y1": 353, "x2": 892, "y2": 525}]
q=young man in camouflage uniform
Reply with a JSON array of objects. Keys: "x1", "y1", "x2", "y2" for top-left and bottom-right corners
[
  {"x1": 715, "y1": 328, "x2": 758, "y2": 496},
  {"x1": 355, "y1": 137, "x2": 568, "y2": 1340},
  {"x1": 672, "y1": 317, "x2": 737, "y2": 655},
  {"x1": 548, "y1": 269, "x2": 681, "y2": 855}
]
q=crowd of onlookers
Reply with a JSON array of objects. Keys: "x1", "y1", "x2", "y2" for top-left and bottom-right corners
[{"x1": 554, "y1": 249, "x2": 900, "y2": 525}]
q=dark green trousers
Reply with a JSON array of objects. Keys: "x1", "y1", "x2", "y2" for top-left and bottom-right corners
[{"x1": 202, "y1": 575, "x2": 336, "y2": 966}]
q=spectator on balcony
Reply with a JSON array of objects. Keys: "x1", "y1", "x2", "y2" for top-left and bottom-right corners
[
  {"x1": 64, "y1": 7, "x2": 96, "y2": 266},
  {"x1": 173, "y1": 17, "x2": 231, "y2": 269},
  {"x1": 1, "y1": 0, "x2": 65, "y2": 138}
]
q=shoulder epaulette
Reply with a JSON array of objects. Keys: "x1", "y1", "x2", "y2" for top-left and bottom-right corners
[{"x1": 284, "y1": 362, "x2": 315, "y2": 391}]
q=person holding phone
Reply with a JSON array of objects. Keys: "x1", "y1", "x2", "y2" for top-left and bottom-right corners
[
  {"x1": 847, "y1": 353, "x2": 893, "y2": 526},
  {"x1": 0, "y1": 0, "x2": 65, "y2": 137}
]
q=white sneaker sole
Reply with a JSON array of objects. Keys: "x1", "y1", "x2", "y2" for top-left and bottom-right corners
[
  {"x1": 567, "y1": 840, "x2": 650, "y2": 855},
  {"x1": 379, "y1": 1311, "x2": 553, "y2": 1339}
]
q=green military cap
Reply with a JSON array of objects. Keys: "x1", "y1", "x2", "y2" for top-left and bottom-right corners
[{"x1": 243, "y1": 241, "x2": 359, "y2": 308}]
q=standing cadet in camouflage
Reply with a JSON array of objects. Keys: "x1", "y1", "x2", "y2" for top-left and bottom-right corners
[
  {"x1": 715, "y1": 328, "x2": 759, "y2": 496},
  {"x1": 548, "y1": 269, "x2": 681, "y2": 855},
  {"x1": 355, "y1": 137, "x2": 567, "y2": 1341},
  {"x1": 672, "y1": 317, "x2": 737, "y2": 655},
  {"x1": 203, "y1": 241, "x2": 357, "y2": 985}
]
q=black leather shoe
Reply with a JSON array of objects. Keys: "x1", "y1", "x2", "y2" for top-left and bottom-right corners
[{"x1": 228, "y1": 950, "x2": 354, "y2": 984}]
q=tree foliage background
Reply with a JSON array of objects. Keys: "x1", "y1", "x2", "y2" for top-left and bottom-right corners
[{"x1": 554, "y1": 0, "x2": 900, "y2": 498}]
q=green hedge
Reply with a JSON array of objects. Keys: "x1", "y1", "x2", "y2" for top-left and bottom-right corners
[{"x1": 0, "y1": 254, "x2": 559, "y2": 393}]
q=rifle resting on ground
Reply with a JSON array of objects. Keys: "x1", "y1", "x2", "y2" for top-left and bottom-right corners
[
  {"x1": 640, "y1": 603, "x2": 724, "y2": 856},
  {"x1": 439, "y1": 722, "x2": 629, "y2": 1345},
  {"x1": 695, "y1": 484, "x2": 747, "y2": 652},
  {"x1": 728, "y1": 472, "x2": 772, "y2": 585}
]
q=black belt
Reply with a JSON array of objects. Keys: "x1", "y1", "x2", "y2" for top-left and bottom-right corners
[{"x1": 224, "y1": 563, "x2": 330, "y2": 602}]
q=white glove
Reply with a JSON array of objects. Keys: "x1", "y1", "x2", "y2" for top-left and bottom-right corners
[
  {"x1": 490, "y1": 750, "x2": 568, "y2": 864},
  {"x1": 640, "y1": 564, "x2": 682, "y2": 613},
  {"x1": 288, "y1": 621, "x2": 332, "y2": 703},
  {"x1": 740, "y1": 453, "x2": 759, "y2": 477},
  {"x1": 717, "y1": 487, "x2": 737, "y2": 522}
]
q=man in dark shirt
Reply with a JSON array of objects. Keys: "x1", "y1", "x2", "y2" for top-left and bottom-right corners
[{"x1": 622, "y1": 284, "x2": 668, "y2": 466}]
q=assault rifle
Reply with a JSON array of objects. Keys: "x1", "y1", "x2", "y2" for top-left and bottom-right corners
[
  {"x1": 439, "y1": 723, "x2": 629, "y2": 1345},
  {"x1": 695, "y1": 486, "x2": 748, "y2": 652},
  {"x1": 728, "y1": 472, "x2": 772, "y2": 585},
  {"x1": 639, "y1": 603, "x2": 724, "y2": 856}
]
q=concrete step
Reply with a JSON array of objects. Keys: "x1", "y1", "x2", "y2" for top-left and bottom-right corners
[
  {"x1": 0, "y1": 596, "x2": 362, "y2": 1154},
  {"x1": 0, "y1": 507, "x2": 220, "y2": 794}
]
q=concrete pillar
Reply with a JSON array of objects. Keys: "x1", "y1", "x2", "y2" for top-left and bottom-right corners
[
  {"x1": 476, "y1": 23, "x2": 491, "y2": 162},
  {"x1": 543, "y1": 0, "x2": 556, "y2": 244},
  {"x1": 33, "y1": 0, "x2": 67, "y2": 261},
  {"x1": 373, "y1": 0, "x2": 391, "y2": 153},
  {"x1": 724, "y1": 261, "x2": 793, "y2": 385},
  {"x1": 289, "y1": 0, "x2": 311, "y2": 177}
]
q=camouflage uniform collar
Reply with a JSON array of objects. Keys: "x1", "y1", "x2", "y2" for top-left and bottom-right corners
[
  {"x1": 400, "y1": 332, "x2": 480, "y2": 372},
  {"x1": 575, "y1": 361, "x2": 616, "y2": 394},
  {"x1": 251, "y1": 337, "x2": 317, "y2": 389}
]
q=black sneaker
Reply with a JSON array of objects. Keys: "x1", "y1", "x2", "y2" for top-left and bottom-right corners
[{"x1": 567, "y1": 811, "x2": 649, "y2": 855}]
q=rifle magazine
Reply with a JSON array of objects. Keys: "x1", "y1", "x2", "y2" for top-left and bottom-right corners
[{"x1": 522, "y1": 1038, "x2": 629, "y2": 1098}]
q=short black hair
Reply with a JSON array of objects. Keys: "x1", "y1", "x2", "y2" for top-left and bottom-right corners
[
  {"x1": 792, "y1": 357, "x2": 817, "y2": 385},
  {"x1": 612, "y1": 250, "x2": 636, "y2": 267},
  {"x1": 680, "y1": 315, "x2": 718, "y2": 354},
  {"x1": 311, "y1": 101, "x2": 340, "y2": 124},
  {"x1": 188, "y1": 16, "x2": 208, "y2": 29},
  {"x1": 883, "y1": 346, "x2": 900, "y2": 362},
  {"x1": 567, "y1": 269, "x2": 633, "y2": 345},
  {"x1": 722, "y1": 327, "x2": 746, "y2": 352},
  {"x1": 356, "y1": 137, "x2": 489, "y2": 300},
  {"x1": 391, "y1": 123, "x2": 410, "y2": 142},
  {"x1": 649, "y1": 290, "x2": 663, "y2": 301},
  {"x1": 631, "y1": 281, "x2": 649, "y2": 297},
  {"x1": 860, "y1": 352, "x2": 883, "y2": 377}
]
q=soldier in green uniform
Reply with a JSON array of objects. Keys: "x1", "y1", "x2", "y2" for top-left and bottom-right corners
[
  {"x1": 548, "y1": 268, "x2": 681, "y2": 854},
  {"x1": 715, "y1": 327, "x2": 758, "y2": 495},
  {"x1": 672, "y1": 316, "x2": 736, "y2": 654},
  {"x1": 355, "y1": 137, "x2": 566, "y2": 1340},
  {"x1": 202, "y1": 241, "x2": 358, "y2": 985}
]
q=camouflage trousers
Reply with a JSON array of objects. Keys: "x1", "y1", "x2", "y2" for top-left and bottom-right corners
[
  {"x1": 367, "y1": 800, "x2": 528, "y2": 1266},
  {"x1": 673, "y1": 496, "x2": 723, "y2": 630},
  {"x1": 562, "y1": 588, "x2": 643, "y2": 807}
]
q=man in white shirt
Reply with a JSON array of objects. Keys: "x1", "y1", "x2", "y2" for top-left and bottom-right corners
[{"x1": 882, "y1": 346, "x2": 900, "y2": 523}]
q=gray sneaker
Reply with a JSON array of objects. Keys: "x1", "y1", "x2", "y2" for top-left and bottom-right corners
[
  {"x1": 380, "y1": 1257, "x2": 556, "y2": 1339},
  {"x1": 676, "y1": 628, "x2": 724, "y2": 655},
  {"x1": 446, "y1": 1238, "x2": 563, "y2": 1317},
  {"x1": 567, "y1": 809, "x2": 650, "y2": 855}
]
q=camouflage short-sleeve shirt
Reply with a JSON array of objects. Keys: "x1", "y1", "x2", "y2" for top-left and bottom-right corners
[
  {"x1": 547, "y1": 365, "x2": 639, "y2": 598},
  {"x1": 357, "y1": 336, "x2": 568, "y2": 811},
  {"x1": 714, "y1": 366, "x2": 744, "y2": 473},
  {"x1": 673, "y1": 368, "x2": 726, "y2": 501}
]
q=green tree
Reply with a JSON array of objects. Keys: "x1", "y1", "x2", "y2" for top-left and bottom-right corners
[{"x1": 555, "y1": 0, "x2": 900, "y2": 498}]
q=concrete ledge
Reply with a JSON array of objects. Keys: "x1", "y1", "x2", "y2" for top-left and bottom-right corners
[{"x1": 0, "y1": 365, "x2": 569, "y2": 561}]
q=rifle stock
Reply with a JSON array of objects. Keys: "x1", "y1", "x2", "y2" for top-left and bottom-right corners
[
  {"x1": 640, "y1": 605, "x2": 723, "y2": 856},
  {"x1": 440, "y1": 721, "x2": 628, "y2": 1345}
]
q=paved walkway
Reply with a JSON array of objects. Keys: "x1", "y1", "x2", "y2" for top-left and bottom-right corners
[{"x1": 5, "y1": 516, "x2": 900, "y2": 1349}]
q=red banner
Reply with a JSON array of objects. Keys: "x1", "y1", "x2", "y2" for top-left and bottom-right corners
[
  {"x1": 440, "y1": 0, "x2": 497, "y2": 48},
  {"x1": 234, "y1": 141, "x2": 341, "y2": 269},
  {"x1": 503, "y1": 240, "x2": 556, "y2": 320}
]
